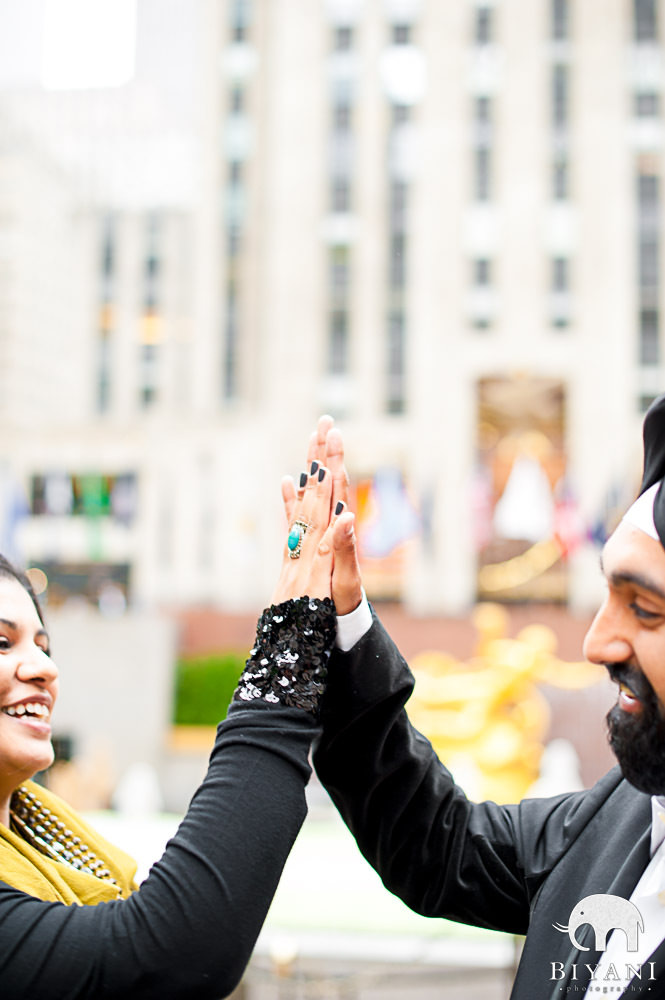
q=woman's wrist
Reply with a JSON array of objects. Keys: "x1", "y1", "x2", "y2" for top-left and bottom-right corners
[{"x1": 234, "y1": 596, "x2": 336, "y2": 716}]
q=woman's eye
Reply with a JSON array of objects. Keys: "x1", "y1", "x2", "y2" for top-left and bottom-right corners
[{"x1": 0, "y1": 637, "x2": 10, "y2": 650}]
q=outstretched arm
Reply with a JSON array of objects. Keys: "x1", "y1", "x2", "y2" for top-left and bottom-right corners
[{"x1": 0, "y1": 447, "x2": 341, "y2": 999}]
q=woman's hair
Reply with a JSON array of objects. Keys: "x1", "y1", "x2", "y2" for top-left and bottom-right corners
[{"x1": 0, "y1": 556, "x2": 45, "y2": 626}]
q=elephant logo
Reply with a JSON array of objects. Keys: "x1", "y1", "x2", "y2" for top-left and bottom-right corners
[{"x1": 553, "y1": 894, "x2": 644, "y2": 952}]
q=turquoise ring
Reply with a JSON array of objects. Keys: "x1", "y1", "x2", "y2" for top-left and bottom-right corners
[{"x1": 287, "y1": 519, "x2": 309, "y2": 559}]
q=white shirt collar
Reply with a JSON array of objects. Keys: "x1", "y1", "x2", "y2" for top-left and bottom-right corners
[{"x1": 650, "y1": 795, "x2": 665, "y2": 856}]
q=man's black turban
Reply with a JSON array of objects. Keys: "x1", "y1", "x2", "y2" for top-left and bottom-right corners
[{"x1": 640, "y1": 393, "x2": 665, "y2": 547}]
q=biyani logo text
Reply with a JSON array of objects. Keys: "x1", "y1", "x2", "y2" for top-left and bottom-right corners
[{"x1": 548, "y1": 894, "x2": 656, "y2": 988}]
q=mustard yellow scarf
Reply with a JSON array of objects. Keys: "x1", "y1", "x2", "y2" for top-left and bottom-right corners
[{"x1": 0, "y1": 780, "x2": 137, "y2": 904}]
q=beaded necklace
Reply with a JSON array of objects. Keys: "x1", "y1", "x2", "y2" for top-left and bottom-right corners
[{"x1": 9, "y1": 785, "x2": 122, "y2": 896}]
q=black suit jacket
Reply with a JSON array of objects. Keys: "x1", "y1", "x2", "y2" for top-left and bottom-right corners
[{"x1": 313, "y1": 614, "x2": 665, "y2": 998}]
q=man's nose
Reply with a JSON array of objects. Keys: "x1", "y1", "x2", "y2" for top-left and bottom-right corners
[{"x1": 583, "y1": 598, "x2": 633, "y2": 665}]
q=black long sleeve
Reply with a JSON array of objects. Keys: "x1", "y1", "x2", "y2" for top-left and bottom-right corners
[
  {"x1": 313, "y1": 615, "x2": 629, "y2": 933},
  {"x1": 313, "y1": 613, "x2": 661, "y2": 998},
  {"x1": 0, "y1": 701, "x2": 317, "y2": 999}
]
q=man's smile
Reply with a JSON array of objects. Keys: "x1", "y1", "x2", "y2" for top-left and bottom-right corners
[
  {"x1": 618, "y1": 681, "x2": 642, "y2": 713},
  {"x1": 605, "y1": 663, "x2": 653, "y2": 715}
]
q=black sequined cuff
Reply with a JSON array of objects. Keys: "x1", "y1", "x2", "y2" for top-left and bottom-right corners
[{"x1": 233, "y1": 596, "x2": 336, "y2": 716}]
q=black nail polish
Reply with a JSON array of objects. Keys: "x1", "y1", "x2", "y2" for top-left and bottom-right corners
[
  {"x1": 318, "y1": 467, "x2": 326, "y2": 482},
  {"x1": 299, "y1": 472, "x2": 307, "y2": 488},
  {"x1": 335, "y1": 501, "x2": 344, "y2": 515},
  {"x1": 311, "y1": 461, "x2": 319, "y2": 475}
]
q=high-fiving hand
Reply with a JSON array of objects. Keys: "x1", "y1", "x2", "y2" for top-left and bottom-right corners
[{"x1": 273, "y1": 416, "x2": 363, "y2": 615}]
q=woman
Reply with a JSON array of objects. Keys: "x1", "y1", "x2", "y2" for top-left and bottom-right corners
[{"x1": 0, "y1": 457, "x2": 342, "y2": 999}]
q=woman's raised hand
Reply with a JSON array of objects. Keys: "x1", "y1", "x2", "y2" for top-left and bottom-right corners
[
  {"x1": 271, "y1": 438, "x2": 339, "y2": 604},
  {"x1": 277, "y1": 416, "x2": 363, "y2": 615}
]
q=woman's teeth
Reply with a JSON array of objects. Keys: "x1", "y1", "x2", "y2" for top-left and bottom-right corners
[{"x1": 3, "y1": 703, "x2": 49, "y2": 719}]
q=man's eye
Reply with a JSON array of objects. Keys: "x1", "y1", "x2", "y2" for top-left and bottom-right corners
[{"x1": 631, "y1": 602, "x2": 661, "y2": 621}]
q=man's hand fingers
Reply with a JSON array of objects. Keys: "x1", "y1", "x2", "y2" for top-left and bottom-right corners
[
  {"x1": 326, "y1": 427, "x2": 350, "y2": 511},
  {"x1": 305, "y1": 430, "x2": 319, "y2": 468},
  {"x1": 316, "y1": 414, "x2": 335, "y2": 456},
  {"x1": 332, "y1": 511, "x2": 363, "y2": 615},
  {"x1": 304, "y1": 415, "x2": 334, "y2": 469}
]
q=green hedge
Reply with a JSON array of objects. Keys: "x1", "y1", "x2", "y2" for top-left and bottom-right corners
[{"x1": 173, "y1": 651, "x2": 247, "y2": 726}]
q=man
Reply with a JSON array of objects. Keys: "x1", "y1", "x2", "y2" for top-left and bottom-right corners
[{"x1": 286, "y1": 397, "x2": 665, "y2": 998}]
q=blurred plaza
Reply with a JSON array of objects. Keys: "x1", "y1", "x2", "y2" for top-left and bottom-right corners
[{"x1": 0, "y1": 0, "x2": 664, "y2": 994}]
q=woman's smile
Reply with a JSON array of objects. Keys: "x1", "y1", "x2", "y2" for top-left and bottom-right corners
[
  {"x1": 0, "y1": 577, "x2": 58, "y2": 820},
  {"x1": 1, "y1": 697, "x2": 52, "y2": 736}
]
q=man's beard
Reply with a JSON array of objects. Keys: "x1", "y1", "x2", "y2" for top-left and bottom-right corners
[{"x1": 606, "y1": 662, "x2": 665, "y2": 795}]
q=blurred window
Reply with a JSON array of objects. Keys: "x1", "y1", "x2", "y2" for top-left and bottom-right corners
[
  {"x1": 387, "y1": 310, "x2": 406, "y2": 414},
  {"x1": 636, "y1": 159, "x2": 661, "y2": 368},
  {"x1": 634, "y1": 0, "x2": 658, "y2": 42},
  {"x1": 392, "y1": 24, "x2": 411, "y2": 45},
  {"x1": 224, "y1": 284, "x2": 238, "y2": 400},
  {"x1": 330, "y1": 246, "x2": 350, "y2": 297},
  {"x1": 552, "y1": 64, "x2": 569, "y2": 128},
  {"x1": 144, "y1": 214, "x2": 162, "y2": 312},
  {"x1": 390, "y1": 234, "x2": 406, "y2": 289},
  {"x1": 100, "y1": 215, "x2": 115, "y2": 280},
  {"x1": 229, "y1": 160, "x2": 243, "y2": 185},
  {"x1": 640, "y1": 308, "x2": 660, "y2": 364},
  {"x1": 553, "y1": 156, "x2": 569, "y2": 200},
  {"x1": 635, "y1": 91, "x2": 661, "y2": 117},
  {"x1": 145, "y1": 254, "x2": 160, "y2": 279},
  {"x1": 473, "y1": 95, "x2": 492, "y2": 145},
  {"x1": 552, "y1": 0, "x2": 568, "y2": 40},
  {"x1": 329, "y1": 309, "x2": 348, "y2": 374},
  {"x1": 475, "y1": 95, "x2": 491, "y2": 123},
  {"x1": 640, "y1": 393, "x2": 659, "y2": 412},
  {"x1": 333, "y1": 100, "x2": 352, "y2": 131},
  {"x1": 333, "y1": 25, "x2": 353, "y2": 50},
  {"x1": 390, "y1": 180, "x2": 408, "y2": 230},
  {"x1": 474, "y1": 147, "x2": 491, "y2": 201},
  {"x1": 331, "y1": 176, "x2": 352, "y2": 213},
  {"x1": 230, "y1": 85, "x2": 245, "y2": 114},
  {"x1": 97, "y1": 337, "x2": 111, "y2": 415},
  {"x1": 30, "y1": 474, "x2": 137, "y2": 522},
  {"x1": 138, "y1": 302, "x2": 160, "y2": 409},
  {"x1": 392, "y1": 103, "x2": 411, "y2": 126},
  {"x1": 552, "y1": 256, "x2": 570, "y2": 292},
  {"x1": 474, "y1": 258, "x2": 492, "y2": 286},
  {"x1": 639, "y1": 236, "x2": 659, "y2": 289},
  {"x1": 230, "y1": 0, "x2": 252, "y2": 42},
  {"x1": 97, "y1": 216, "x2": 116, "y2": 414},
  {"x1": 227, "y1": 225, "x2": 242, "y2": 258},
  {"x1": 638, "y1": 173, "x2": 659, "y2": 221},
  {"x1": 475, "y1": 6, "x2": 493, "y2": 45}
]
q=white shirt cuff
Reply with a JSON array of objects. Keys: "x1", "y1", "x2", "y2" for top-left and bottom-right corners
[{"x1": 335, "y1": 590, "x2": 372, "y2": 651}]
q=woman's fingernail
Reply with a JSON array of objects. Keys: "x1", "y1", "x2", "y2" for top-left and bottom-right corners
[
  {"x1": 299, "y1": 472, "x2": 307, "y2": 488},
  {"x1": 311, "y1": 461, "x2": 319, "y2": 475},
  {"x1": 335, "y1": 501, "x2": 344, "y2": 515},
  {"x1": 318, "y1": 467, "x2": 326, "y2": 482}
]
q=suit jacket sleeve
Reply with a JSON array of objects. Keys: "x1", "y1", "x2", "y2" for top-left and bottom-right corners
[{"x1": 313, "y1": 613, "x2": 620, "y2": 936}]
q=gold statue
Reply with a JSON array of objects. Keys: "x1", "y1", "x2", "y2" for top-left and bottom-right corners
[{"x1": 407, "y1": 604, "x2": 605, "y2": 803}]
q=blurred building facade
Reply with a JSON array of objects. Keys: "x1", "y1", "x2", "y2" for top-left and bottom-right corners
[{"x1": 0, "y1": 0, "x2": 663, "y2": 617}]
